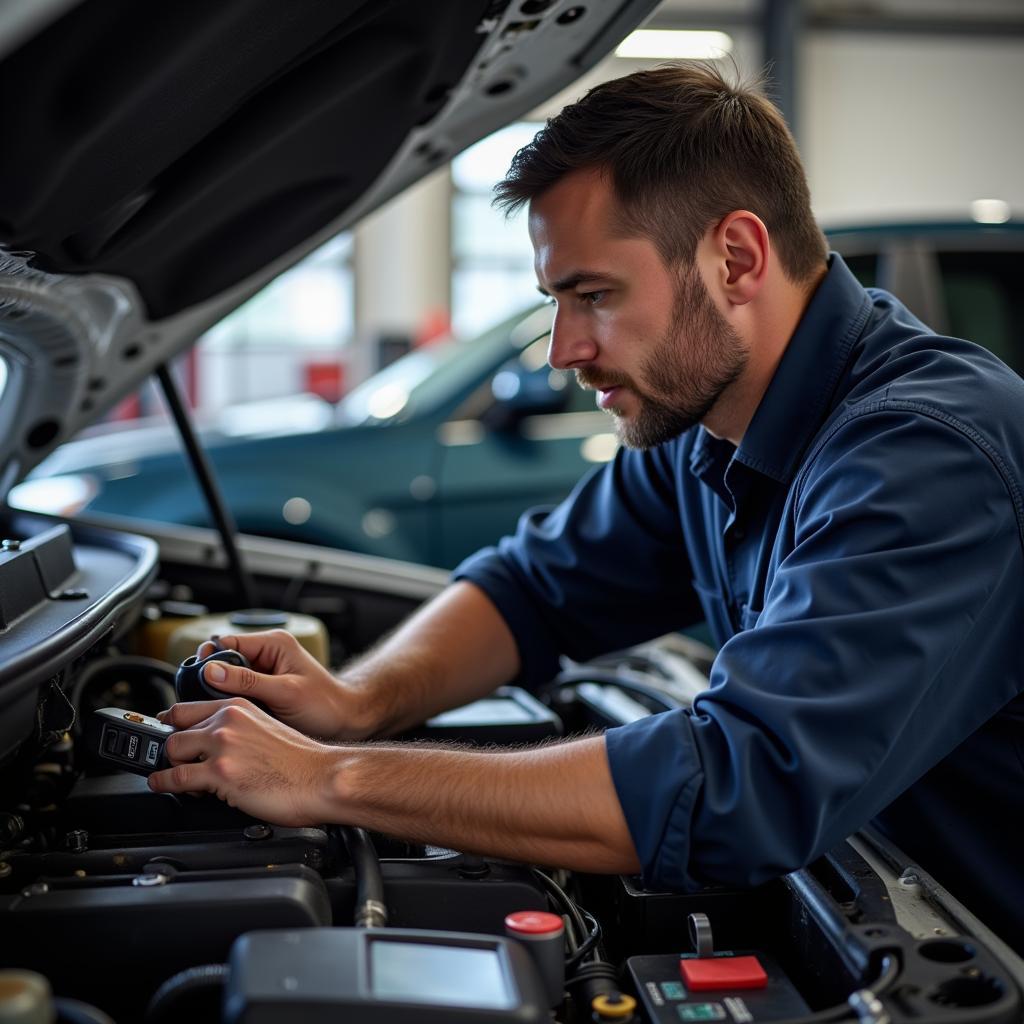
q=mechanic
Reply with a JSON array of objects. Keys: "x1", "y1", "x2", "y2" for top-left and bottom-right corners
[{"x1": 150, "y1": 64, "x2": 1024, "y2": 950}]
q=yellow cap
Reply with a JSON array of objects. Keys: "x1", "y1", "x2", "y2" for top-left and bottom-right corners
[{"x1": 591, "y1": 992, "x2": 637, "y2": 1019}]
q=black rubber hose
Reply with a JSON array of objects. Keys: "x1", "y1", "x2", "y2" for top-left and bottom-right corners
[
  {"x1": 341, "y1": 825, "x2": 388, "y2": 928},
  {"x1": 144, "y1": 963, "x2": 230, "y2": 1024},
  {"x1": 55, "y1": 998, "x2": 116, "y2": 1024}
]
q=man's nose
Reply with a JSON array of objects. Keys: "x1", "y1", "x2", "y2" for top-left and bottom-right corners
[{"x1": 547, "y1": 309, "x2": 598, "y2": 370}]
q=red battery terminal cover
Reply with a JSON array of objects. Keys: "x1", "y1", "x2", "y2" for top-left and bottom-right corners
[{"x1": 680, "y1": 955, "x2": 768, "y2": 991}]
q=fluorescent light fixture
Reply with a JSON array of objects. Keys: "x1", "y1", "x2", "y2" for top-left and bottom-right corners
[
  {"x1": 615, "y1": 29, "x2": 733, "y2": 60},
  {"x1": 970, "y1": 199, "x2": 1011, "y2": 224}
]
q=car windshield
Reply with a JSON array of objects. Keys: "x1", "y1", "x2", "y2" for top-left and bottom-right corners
[{"x1": 337, "y1": 304, "x2": 549, "y2": 426}]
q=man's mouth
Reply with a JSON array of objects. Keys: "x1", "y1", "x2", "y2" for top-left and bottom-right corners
[{"x1": 577, "y1": 372, "x2": 629, "y2": 410}]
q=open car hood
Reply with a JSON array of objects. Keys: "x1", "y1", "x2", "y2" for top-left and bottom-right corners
[{"x1": 0, "y1": 0, "x2": 658, "y2": 495}]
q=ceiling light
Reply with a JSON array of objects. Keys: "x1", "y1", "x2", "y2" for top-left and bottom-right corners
[
  {"x1": 615, "y1": 30, "x2": 733, "y2": 61},
  {"x1": 970, "y1": 199, "x2": 1011, "y2": 225}
]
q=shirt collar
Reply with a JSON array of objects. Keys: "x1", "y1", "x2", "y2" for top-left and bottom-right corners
[{"x1": 727, "y1": 252, "x2": 873, "y2": 484}]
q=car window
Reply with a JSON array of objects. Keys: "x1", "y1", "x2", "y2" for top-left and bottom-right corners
[
  {"x1": 338, "y1": 307, "x2": 543, "y2": 426},
  {"x1": 841, "y1": 253, "x2": 878, "y2": 289},
  {"x1": 936, "y1": 251, "x2": 1023, "y2": 374}
]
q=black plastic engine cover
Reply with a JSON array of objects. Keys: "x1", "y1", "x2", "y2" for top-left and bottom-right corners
[
  {"x1": 327, "y1": 855, "x2": 548, "y2": 934},
  {"x1": 0, "y1": 863, "x2": 330, "y2": 1018}
]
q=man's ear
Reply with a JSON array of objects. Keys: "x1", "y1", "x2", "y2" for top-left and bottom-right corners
[{"x1": 706, "y1": 211, "x2": 769, "y2": 306}]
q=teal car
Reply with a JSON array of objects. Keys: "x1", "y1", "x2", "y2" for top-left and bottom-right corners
[
  {"x1": 16, "y1": 221, "x2": 1023, "y2": 568},
  {"x1": 18, "y1": 305, "x2": 615, "y2": 567}
]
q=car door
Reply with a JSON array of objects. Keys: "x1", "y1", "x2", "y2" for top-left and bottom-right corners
[{"x1": 432, "y1": 334, "x2": 614, "y2": 567}]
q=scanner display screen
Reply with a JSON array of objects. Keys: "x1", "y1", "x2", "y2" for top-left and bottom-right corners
[{"x1": 370, "y1": 941, "x2": 516, "y2": 1009}]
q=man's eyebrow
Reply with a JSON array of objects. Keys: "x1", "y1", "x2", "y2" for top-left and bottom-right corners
[{"x1": 536, "y1": 271, "x2": 612, "y2": 297}]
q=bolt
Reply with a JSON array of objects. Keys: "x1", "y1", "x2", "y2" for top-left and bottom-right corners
[
  {"x1": 244, "y1": 824, "x2": 272, "y2": 841},
  {"x1": 132, "y1": 872, "x2": 169, "y2": 887},
  {"x1": 65, "y1": 829, "x2": 88, "y2": 854},
  {"x1": 458, "y1": 854, "x2": 490, "y2": 879},
  {"x1": 73, "y1": 870, "x2": 86, "y2": 879},
  {"x1": 305, "y1": 849, "x2": 324, "y2": 869},
  {"x1": 0, "y1": 862, "x2": 11, "y2": 879},
  {"x1": 1, "y1": 539, "x2": 21, "y2": 551},
  {"x1": 0, "y1": 813, "x2": 24, "y2": 843}
]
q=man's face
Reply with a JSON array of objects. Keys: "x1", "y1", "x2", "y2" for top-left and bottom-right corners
[{"x1": 528, "y1": 168, "x2": 748, "y2": 449}]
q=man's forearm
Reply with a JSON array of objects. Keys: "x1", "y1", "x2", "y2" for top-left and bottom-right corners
[
  {"x1": 318, "y1": 733, "x2": 641, "y2": 875},
  {"x1": 341, "y1": 581, "x2": 522, "y2": 737}
]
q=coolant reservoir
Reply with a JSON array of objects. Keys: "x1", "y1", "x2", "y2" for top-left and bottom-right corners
[
  {"x1": 0, "y1": 970, "x2": 54, "y2": 1024},
  {"x1": 166, "y1": 609, "x2": 329, "y2": 667}
]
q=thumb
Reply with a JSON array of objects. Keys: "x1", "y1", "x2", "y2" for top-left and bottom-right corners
[{"x1": 201, "y1": 658, "x2": 273, "y2": 700}]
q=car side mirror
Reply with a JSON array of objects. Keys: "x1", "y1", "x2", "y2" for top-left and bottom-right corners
[{"x1": 484, "y1": 362, "x2": 570, "y2": 431}]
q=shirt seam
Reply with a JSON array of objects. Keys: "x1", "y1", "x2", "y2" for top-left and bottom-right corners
[{"x1": 793, "y1": 400, "x2": 1024, "y2": 556}]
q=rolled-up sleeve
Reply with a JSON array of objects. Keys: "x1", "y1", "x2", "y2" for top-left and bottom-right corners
[
  {"x1": 453, "y1": 442, "x2": 705, "y2": 690},
  {"x1": 607, "y1": 409, "x2": 1024, "y2": 891}
]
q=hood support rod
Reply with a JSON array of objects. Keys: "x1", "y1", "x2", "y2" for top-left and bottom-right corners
[{"x1": 155, "y1": 363, "x2": 258, "y2": 610}]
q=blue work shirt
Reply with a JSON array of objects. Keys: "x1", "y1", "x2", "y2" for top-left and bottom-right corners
[{"x1": 454, "y1": 254, "x2": 1024, "y2": 950}]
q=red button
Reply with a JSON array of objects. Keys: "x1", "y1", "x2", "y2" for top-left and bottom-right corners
[
  {"x1": 680, "y1": 956, "x2": 768, "y2": 991},
  {"x1": 505, "y1": 911, "x2": 564, "y2": 935}
]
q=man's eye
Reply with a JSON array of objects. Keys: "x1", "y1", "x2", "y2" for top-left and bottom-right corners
[{"x1": 580, "y1": 290, "x2": 606, "y2": 305}]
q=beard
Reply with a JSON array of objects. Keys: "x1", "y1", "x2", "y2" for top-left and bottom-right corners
[{"x1": 577, "y1": 263, "x2": 748, "y2": 449}]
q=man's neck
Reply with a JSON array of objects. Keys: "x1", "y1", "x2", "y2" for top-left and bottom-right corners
[{"x1": 703, "y1": 266, "x2": 827, "y2": 446}]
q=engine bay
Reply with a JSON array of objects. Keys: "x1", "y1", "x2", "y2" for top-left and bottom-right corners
[{"x1": 1, "y1": 512, "x2": 1022, "y2": 1024}]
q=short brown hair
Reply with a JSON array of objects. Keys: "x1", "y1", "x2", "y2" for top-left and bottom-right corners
[{"x1": 494, "y1": 62, "x2": 827, "y2": 284}]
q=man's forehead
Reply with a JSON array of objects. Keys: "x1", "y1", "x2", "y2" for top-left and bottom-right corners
[{"x1": 527, "y1": 166, "x2": 616, "y2": 228}]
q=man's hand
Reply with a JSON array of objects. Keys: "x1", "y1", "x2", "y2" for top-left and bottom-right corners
[
  {"x1": 190, "y1": 630, "x2": 374, "y2": 740},
  {"x1": 184, "y1": 583, "x2": 521, "y2": 742},
  {"x1": 150, "y1": 698, "x2": 338, "y2": 825}
]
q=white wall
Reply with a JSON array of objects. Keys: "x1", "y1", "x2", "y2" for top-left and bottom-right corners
[
  {"x1": 350, "y1": 167, "x2": 452, "y2": 383},
  {"x1": 802, "y1": 32, "x2": 1024, "y2": 224},
  {"x1": 532, "y1": 27, "x2": 1024, "y2": 226}
]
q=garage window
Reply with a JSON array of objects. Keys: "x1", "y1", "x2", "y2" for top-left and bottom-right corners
[{"x1": 451, "y1": 123, "x2": 543, "y2": 338}]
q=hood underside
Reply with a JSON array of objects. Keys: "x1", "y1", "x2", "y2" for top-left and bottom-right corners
[{"x1": 0, "y1": 0, "x2": 512, "y2": 319}]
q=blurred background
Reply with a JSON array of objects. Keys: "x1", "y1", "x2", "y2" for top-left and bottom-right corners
[
  {"x1": 17, "y1": 0, "x2": 1024, "y2": 567},
  {"x1": 89, "y1": 0, "x2": 1024, "y2": 414}
]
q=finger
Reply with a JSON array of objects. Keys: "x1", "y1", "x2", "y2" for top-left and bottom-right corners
[
  {"x1": 201, "y1": 659, "x2": 281, "y2": 704},
  {"x1": 163, "y1": 724, "x2": 212, "y2": 765},
  {"x1": 148, "y1": 760, "x2": 212, "y2": 795},
  {"x1": 159, "y1": 698, "x2": 247, "y2": 729},
  {"x1": 197, "y1": 638, "x2": 220, "y2": 659},
  {"x1": 220, "y1": 630, "x2": 297, "y2": 671}
]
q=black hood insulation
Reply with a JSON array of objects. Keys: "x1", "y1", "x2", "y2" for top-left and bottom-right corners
[{"x1": 0, "y1": 0, "x2": 497, "y2": 318}]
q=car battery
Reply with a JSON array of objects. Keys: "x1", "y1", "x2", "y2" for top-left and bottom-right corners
[{"x1": 628, "y1": 950, "x2": 809, "y2": 1022}]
